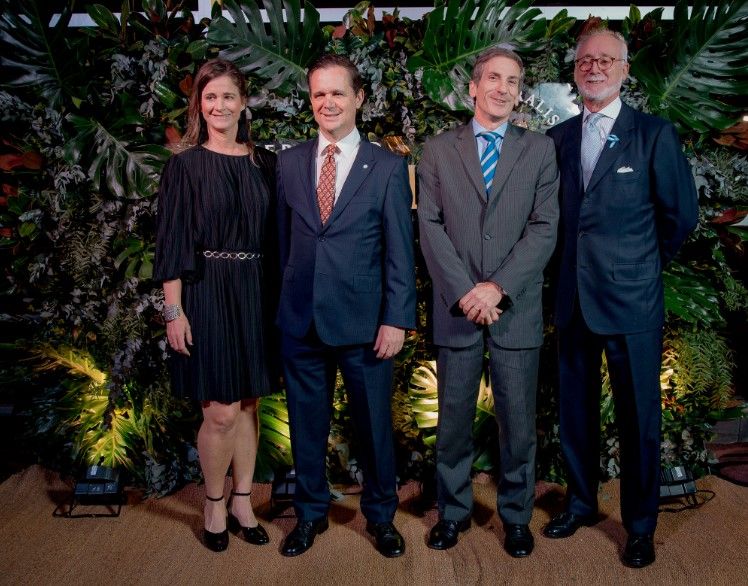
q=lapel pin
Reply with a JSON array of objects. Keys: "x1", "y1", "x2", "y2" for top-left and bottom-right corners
[{"x1": 363, "y1": 164, "x2": 369, "y2": 169}]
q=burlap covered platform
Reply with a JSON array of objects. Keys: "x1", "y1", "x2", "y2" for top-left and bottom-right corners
[{"x1": 0, "y1": 465, "x2": 745, "y2": 585}]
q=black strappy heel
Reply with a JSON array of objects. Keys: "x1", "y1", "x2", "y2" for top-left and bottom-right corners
[
  {"x1": 203, "y1": 494, "x2": 229, "y2": 552},
  {"x1": 227, "y1": 491, "x2": 270, "y2": 545}
]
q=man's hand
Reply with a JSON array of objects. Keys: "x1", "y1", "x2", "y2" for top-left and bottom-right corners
[
  {"x1": 166, "y1": 315, "x2": 193, "y2": 356},
  {"x1": 373, "y1": 325, "x2": 405, "y2": 359},
  {"x1": 459, "y1": 282, "x2": 504, "y2": 325}
]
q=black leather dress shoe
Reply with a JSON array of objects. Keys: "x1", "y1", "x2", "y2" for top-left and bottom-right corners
[
  {"x1": 427, "y1": 518, "x2": 471, "y2": 550},
  {"x1": 503, "y1": 524, "x2": 534, "y2": 558},
  {"x1": 366, "y1": 521, "x2": 406, "y2": 558},
  {"x1": 622, "y1": 534, "x2": 655, "y2": 568},
  {"x1": 228, "y1": 512, "x2": 270, "y2": 545},
  {"x1": 542, "y1": 512, "x2": 597, "y2": 539},
  {"x1": 280, "y1": 518, "x2": 329, "y2": 557}
]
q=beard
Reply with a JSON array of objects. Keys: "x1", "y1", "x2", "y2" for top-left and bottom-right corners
[{"x1": 577, "y1": 77, "x2": 623, "y2": 105}]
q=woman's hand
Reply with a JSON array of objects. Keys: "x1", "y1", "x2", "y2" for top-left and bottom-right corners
[{"x1": 167, "y1": 315, "x2": 193, "y2": 356}]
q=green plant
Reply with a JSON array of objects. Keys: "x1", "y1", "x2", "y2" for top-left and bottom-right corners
[
  {"x1": 407, "y1": 0, "x2": 547, "y2": 110},
  {"x1": 0, "y1": 1, "x2": 744, "y2": 494},
  {"x1": 630, "y1": 0, "x2": 748, "y2": 134},
  {"x1": 207, "y1": 0, "x2": 327, "y2": 94}
]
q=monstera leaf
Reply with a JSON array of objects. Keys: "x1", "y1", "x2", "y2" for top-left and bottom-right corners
[
  {"x1": 631, "y1": 0, "x2": 748, "y2": 134},
  {"x1": 0, "y1": 0, "x2": 87, "y2": 108},
  {"x1": 663, "y1": 262, "x2": 724, "y2": 326},
  {"x1": 407, "y1": 0, "x2": 546, "y2": 111},
  {"x1": 63, "y1": 111, "x2": 170, "y2": 200},
  {"x1": 207, "y1": 0, "x2": 326, "y2": 94}
]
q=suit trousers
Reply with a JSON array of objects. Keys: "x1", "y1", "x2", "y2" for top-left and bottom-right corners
[
  {"x1": 558, "y1": 300, "x2": 662, "y2": 535},
  {"x1": 281, "y1": 326, "x2": 398, "y2": 523},
  {"x1": 435, "y1": 334, "x2": 539, "y2": 525}
]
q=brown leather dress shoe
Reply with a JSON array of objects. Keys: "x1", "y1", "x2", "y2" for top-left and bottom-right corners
[{"x1": 427, "y1": 518, "x2": 471, "y2": 550}]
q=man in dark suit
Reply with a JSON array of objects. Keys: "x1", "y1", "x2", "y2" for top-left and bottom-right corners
[
  {"x1": 276, "y1": 54, "x2": 416, "y2": 558},
  {"x1": 417, "y1": 46, "x2": 559, "y2": 557},
  {"x1": 543, "y1": 28, "x2": 698, "y2": 568}
]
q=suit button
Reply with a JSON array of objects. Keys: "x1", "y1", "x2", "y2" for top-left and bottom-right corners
[
  {"x1": 484, "y1": 234, "x2": 492, "y2": 240},
  {"x1": 318, "y1": 236, "x2": 326, "y2": 242}
]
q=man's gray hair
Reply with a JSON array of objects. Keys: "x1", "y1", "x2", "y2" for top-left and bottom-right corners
[
  {"x1": 471, "y1": 45, "x2": 525, "y2": 84},
  {"x1": 576, "y1": 28, "x2": 628, "y2": 62}
]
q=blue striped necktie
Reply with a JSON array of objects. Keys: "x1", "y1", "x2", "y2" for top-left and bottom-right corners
[{"x1": 478, "y1": 131, "x2": 502, "y2": 194}]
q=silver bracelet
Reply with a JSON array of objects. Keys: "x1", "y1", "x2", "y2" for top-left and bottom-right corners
[{"x1": 163, "y1": 304, "x2": 182, "y2": 322}]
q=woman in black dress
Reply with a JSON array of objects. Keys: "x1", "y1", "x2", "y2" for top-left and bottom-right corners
[{"x1": 154, "y1": 59, "x2": 277, "y2": 552}]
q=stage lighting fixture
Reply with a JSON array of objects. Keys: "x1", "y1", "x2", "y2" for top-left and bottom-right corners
[{"x1": 55, "y1": 465, "x2": 124, "y2": 518}]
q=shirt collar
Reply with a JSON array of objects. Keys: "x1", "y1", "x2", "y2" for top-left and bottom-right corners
[
  {"x1": 583, "y1": 97, "x2": 622, "y2": 122},
  {"x1": 472, "y1": 119, "x2": 509, "y2": 139},
  {"x1": 317, "y1": 128, "x2": 360, "y2": 158}
]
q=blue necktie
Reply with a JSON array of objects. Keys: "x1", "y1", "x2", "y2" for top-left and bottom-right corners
[{"x1": 478, "y1": 131, "x2": 502, "y2": 194}]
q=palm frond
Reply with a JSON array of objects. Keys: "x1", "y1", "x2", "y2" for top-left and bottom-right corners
[
  {"x1": 407, "y1": 0, "x2": 546, "y2": 110},
  {"x1": 207, "y1": 0, "x2": 326, "y2": 94},
  {"x1": 32, "y1": 344, "x2": 107, "y2": 385},
  {"x1": 255, "y1": 393, "x2": 293, "y2": 481}
]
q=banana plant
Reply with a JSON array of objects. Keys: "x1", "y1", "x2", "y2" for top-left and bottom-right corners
[
  {"x1": 630, "y1": 0, "x2": 748, "y2": 134},
  {"x1": 407, "y1": 0, "x2": 547, "y2": 111},
  {"x1": 207, "y1": 0, "x2": 327, "y2": 94}
]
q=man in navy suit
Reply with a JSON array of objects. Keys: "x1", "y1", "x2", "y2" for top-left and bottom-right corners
[
  {"x1": 276, "y1": 54, "x2": 416, "y2": 558},
  {"x1": 544, "y1": 29, "x2": 698, "y2": 568}
]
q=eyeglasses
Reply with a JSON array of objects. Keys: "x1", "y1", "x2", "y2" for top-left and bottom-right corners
[{"x1": 574, "y1": 56, "x2": 625, "y2": 72}]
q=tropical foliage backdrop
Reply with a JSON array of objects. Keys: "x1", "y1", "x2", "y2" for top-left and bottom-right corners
[{"x1": 1, "y1": 0, "x2": 746, "y2": 495}]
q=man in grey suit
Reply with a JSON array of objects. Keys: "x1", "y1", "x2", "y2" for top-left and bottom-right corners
[{"x1": 417, "y1": 46, "x2": 559, "y2": 557}]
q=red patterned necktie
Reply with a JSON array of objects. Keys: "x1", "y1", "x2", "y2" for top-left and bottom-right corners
[{"x1": 317, "y1": 143, "x2": 339, "y2": 224}]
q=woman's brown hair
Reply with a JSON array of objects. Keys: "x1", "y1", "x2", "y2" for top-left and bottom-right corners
[{"x1": 181, "y1": 58, "x2": 254, "y2": 159}]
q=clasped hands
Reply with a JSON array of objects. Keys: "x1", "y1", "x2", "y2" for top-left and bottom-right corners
[{"x1": 459, "y1": 282, "x2": 504, "y2": 325}]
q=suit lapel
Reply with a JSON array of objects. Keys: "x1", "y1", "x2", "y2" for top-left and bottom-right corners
[
  {"x1": 455, "y1": 124, "x2": 487, "y2": 203},
  {"x1": 294, "y1": 139, "x2": 322, "y2": 228},
  {"x1": 488, "y1": 124, "x2": 525, "y2": 201},
  {"x1": 324, "y1": 140, "x2": 376, "y2": 229},
  {"x1": 587, "y1": 103, "x2": 636, "y2": 193},
  {"x1": 564, "y1": 113, "x2": 584, "y2": 193}
]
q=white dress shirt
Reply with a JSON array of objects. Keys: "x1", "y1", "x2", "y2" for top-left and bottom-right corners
[{"x1": 316, "y1": 128, "x2": 361, "y2": 204}]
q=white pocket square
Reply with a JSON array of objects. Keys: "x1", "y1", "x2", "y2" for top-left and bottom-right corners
[{"x1": 617, "y1": 166, "x2": 634, "y2": 173}]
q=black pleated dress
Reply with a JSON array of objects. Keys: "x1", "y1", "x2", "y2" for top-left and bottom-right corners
[{"x1": 153, "y1": 145, "x2": 278, "y2": 402}]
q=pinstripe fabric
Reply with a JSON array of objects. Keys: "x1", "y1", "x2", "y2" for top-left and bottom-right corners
[{"x1": 417, "y1": 122, "x2": 559, "y2": 525}]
